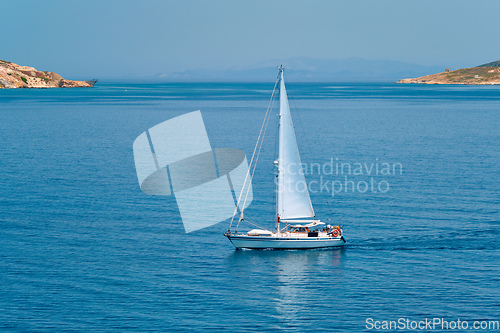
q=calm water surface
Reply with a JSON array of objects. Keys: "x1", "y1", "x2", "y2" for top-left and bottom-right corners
[{"x1": 0, "y1": 82, "x2": 499, "y2": 332}]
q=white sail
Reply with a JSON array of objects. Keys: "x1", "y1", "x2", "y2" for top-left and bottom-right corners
[{"x1": 277, "y1": 70, "x2": 315, "y2": 219}]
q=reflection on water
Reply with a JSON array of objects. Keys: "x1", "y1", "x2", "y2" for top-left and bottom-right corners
[
  {"x1": 226, "y1": 248, "x2": 346, "y2": 329},
  {"x1": 274, "y1": 249, "x2": 345, "y2": 326}
]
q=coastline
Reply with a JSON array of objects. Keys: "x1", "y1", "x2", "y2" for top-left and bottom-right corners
[
  {"x1": 397, "y1": 61, "x2": 500, "y2": 85},
  {"x1": 0, "y1": 60, "x2": 96, "y2": 89}
]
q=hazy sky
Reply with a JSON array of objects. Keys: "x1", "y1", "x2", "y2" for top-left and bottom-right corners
[{"x1": 2, "y1": 0, "x2": 499, "y2": 78}]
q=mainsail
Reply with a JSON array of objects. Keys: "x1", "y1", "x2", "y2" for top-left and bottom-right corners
[{"x1": 277, "y1": 70, "x2": 315, "y2": 219}]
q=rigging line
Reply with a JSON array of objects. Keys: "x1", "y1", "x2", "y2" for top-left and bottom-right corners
[
  {"x1": 288, "y1": 86, "x2": 316, "y2": 216},
  {"x1": 272, "y1": 93, "x2": 279, "y2": 220},
  {"x1": 238, "y1": 70, "x2": 283, "y2": 218},
  {"x1": 236, "y1": 85, "x2": 277, "y2": 230},
  {"x1": 240, "y1": 84, "x2": 277, "y2": 210},
  {"x1": 228, "y1": 75, "x2": 280, "y2": 230},
  {"x1": 229, "y1": 86, "x2": 275, "y2": 228},
  {"x1": 240, "y1": 217, "x2": 268, "y2": 231},
  {"x1": 289, "y1": 87, "x2": 314, "y2": 167}
]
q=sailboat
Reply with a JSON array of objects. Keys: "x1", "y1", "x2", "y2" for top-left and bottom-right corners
[{"x1": 225, "y1": 66, "x2": 346, "y2": 249}]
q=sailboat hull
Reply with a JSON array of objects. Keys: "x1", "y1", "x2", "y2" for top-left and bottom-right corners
[
  {"x1": 225, "y1": 69, "x2": 348, "y2": 251},
  {"x1": 227, "y1": 235, "x2": 345, "y2": 250}
]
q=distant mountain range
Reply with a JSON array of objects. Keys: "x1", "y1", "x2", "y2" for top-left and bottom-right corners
[{"x1": 155, "y1": 57, "x2": 446, "y2": 81}]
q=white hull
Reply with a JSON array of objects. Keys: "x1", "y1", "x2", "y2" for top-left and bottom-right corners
[{"x1": 227, "y1": 235, "x2": 345, "y2": 250}]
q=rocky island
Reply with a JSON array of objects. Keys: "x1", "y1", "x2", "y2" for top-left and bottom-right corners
[
  {"x1": 397, "y1": 60, "x2": 500, "y2": 85},
  {"x1": 0, "y1": 59, "x2": 96, "y2": 89}
]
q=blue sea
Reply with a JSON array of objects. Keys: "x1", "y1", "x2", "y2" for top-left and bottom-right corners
[{"x1": 0, "y1": 81, "x2": 498, "y2": 332}]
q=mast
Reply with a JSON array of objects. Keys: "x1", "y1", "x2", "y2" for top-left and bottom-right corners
[
  {"x1": 275, "y1": 66, "x2": 315, "y2": 235},
  {"x1": 276, "y1": 65, "x2": 283, "y2": 235}
]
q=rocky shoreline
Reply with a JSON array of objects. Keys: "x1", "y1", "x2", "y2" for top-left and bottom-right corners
[
  {"x1": 0, "y1": 60, "x2": 96, "y2": 89},
  {"x1": 397, "y1": 60, "x2": 500, "y2": 85}
]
